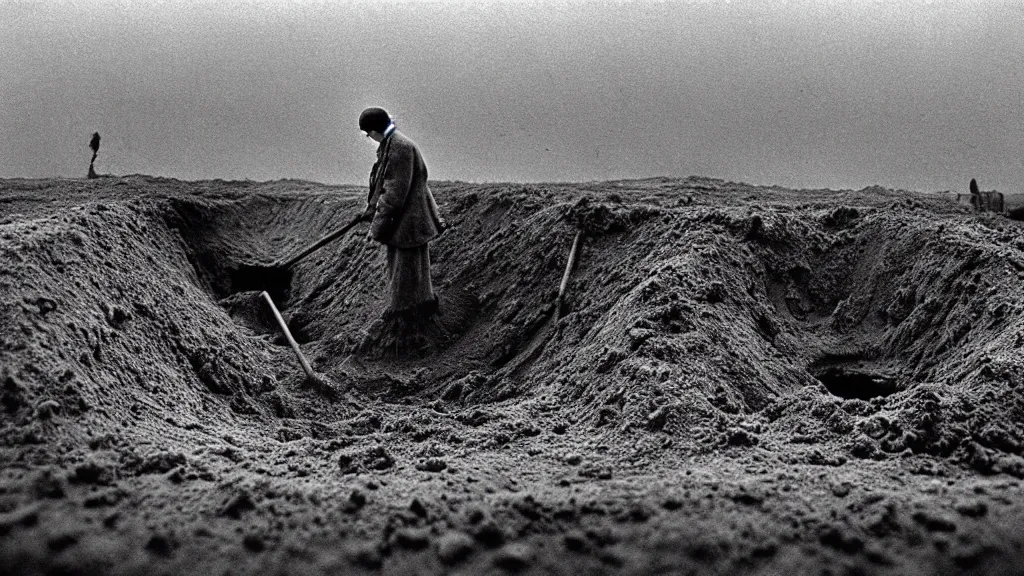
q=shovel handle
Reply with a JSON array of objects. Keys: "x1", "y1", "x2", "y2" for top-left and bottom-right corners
[
  {"x1": 279, "y1": 214, "x2": 364, "y2": 269},
  {"x1": 555, "y1": 230, "x2": 584, "y2": 318},
  {"x1": 261, "y1": 291, "x2": 316, "y2": 381}
]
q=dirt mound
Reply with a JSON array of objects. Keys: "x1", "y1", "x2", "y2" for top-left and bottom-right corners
[{"x1": 3, "y1": 176, "x2": 1024, "y2": 574}]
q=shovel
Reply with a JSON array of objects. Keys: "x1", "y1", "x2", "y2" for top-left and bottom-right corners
[
  {"x1": 229, "y1": 213, "x2": 365, "y2": 303},
  {"x1": 502, "y1": 229, "x2": 584, "y2": 377}
]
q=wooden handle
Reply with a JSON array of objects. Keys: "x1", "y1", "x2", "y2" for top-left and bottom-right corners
[
  {"x1": 555, "y1": 230, "x2": 584, "y2": 318},
  {"x1": 261, "y1": 291, "x2": 316, "y2": 381},
  {"x1": 280, "y1": 214, "x2": 363, "y2": 269}
]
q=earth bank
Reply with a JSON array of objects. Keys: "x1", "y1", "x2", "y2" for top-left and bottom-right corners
[{"x1": 2, "y1": 175, "x2": 1023, "y2": 574}]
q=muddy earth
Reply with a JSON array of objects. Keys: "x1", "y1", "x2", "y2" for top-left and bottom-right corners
[{"x1": 2, "y1": 175, "x2": 1024, "y2": 575}]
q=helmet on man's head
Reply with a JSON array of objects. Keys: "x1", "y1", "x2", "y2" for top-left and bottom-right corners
[{"x1": 359, "y1": 107, "x2": 392, "y2": 134}]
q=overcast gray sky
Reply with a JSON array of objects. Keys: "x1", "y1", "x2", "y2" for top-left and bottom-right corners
[{"x1": 1, "y1": 0, "x2": 1021, "y2": 193}]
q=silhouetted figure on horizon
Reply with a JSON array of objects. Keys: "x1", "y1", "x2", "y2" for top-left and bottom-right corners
[
  {"x1": 88, "y1": 132, "x2": 100, "y2": 179},
  {"x1": 968, "y1": 178, "x2": 1005, "y2": 213}
]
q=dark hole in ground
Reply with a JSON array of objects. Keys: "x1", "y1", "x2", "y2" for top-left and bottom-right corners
[
  {"x1": 229, "y1": 264, "x2": 293, "y2": 306},
  {"x1": 813, "y1": 366, "x2": 898, "y2": 400}
]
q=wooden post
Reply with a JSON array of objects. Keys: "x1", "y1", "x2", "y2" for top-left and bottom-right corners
[
  {"x1": 555, "y1": 230, "x2": 584, "y2": 319},
  {"x1": 261, "y1": 291, "x2": 316, "y2": 381}
]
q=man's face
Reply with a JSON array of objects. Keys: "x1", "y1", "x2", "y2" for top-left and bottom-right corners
[{"x1": 362, "y1": 130, "x2": 383, "y2": 143}]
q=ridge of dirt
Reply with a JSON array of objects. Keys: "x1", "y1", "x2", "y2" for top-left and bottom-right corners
[{"x1": 2, "y1": 175, "x2": 1024, "y2": 575}]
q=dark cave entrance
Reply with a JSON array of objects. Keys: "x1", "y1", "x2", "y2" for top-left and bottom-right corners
[
  {"x1": 812, "y1": 365, "x2": 898, "y2": 400},
  {"x1": 228, "y1": 263, "x2": 293, "y2": 307}
]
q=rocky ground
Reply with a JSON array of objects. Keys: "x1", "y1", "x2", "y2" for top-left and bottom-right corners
[{"x1": 2, "y1": 175, "x2": 1024, "y2": 575}]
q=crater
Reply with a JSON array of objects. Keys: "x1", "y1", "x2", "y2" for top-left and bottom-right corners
[{"x1": 810, "y1": 362, "x2": 899, "y2": 400}]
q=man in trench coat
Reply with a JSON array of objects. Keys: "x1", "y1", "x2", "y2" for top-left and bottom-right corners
[{"x1": 359, "y1": 107, "x2": 445, "y2": 320}]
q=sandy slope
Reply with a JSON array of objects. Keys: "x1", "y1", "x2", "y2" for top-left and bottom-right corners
[{"x1": 2, "y1": 175, "x2": 1024, "y2": 575}]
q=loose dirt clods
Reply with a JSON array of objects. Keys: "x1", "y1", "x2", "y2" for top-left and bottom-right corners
[{"x1": 2, "y1": 175, "x2": 1024, "y2": 574}]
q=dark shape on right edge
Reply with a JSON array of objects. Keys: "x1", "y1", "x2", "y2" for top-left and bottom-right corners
[{"x1": 88, "y1": 132, "x2": 101, "y2": 179}]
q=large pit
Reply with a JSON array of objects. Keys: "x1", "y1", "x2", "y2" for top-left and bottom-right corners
[
  {"x1": 3, "y1": 176, "x2": 1024, "y2": 574},
  {"x1": 157, "y1": 179, "x2": 1024, "y2": 436}
]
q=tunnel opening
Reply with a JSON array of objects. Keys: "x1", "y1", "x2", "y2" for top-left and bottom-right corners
[
  {"x1": 229, "y1": 263, "x2": 293, "y2": 306},
  {"x1": 812, "y1": 365, "x2": 898, "y2": 400}
]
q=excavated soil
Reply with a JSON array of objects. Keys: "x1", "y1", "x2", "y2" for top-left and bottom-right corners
[{"x1": 2, "y1": 175, "x2": 1024, "y2": 575}]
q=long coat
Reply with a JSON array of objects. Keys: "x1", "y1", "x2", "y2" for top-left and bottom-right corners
[{"x1": 367, "y1": 130, "x2": 444, "y2": 248}]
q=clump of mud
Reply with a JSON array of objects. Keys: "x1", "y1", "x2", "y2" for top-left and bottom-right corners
[{"x1": 3, "y1": 175, "x2": 1024, "y2": 575}]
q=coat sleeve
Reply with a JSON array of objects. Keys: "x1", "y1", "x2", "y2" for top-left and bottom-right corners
[{"x1": 370, "y1": 141, "x2": 415, "y2": 242}]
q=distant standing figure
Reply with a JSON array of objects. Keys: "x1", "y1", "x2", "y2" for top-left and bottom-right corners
[
  {"x1": 968, "y1": 178, "x2": 1004, "y2": 213},
  {"x1": 88, "y1": 132, "x2": 101, "y2": 179},
  {"x1": 359, "y1": 107, "x2": 445, "y2": 321}
]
